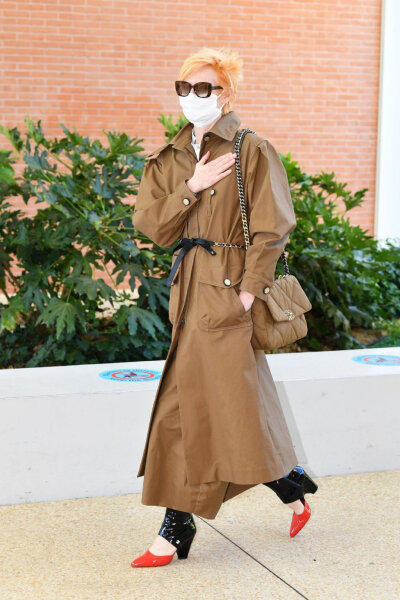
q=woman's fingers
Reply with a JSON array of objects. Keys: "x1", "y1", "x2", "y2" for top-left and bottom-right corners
[
  {"x1": 214, "y1": 161, "x2": 236, "y2": 177},
  {"x1": 198, "y1": 150, "x2": 210, "y2": 163},
  {"x1": 211, "y1": 157, "x2": 236, "y2": 177},
  {"x1": 210, "y1": 153, "x2": 236, "y2": 168},
  {"x1": 213, "y1": 168, "x2": 233, "y2": 182}
]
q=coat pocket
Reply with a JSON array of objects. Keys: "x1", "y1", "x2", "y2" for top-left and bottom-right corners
[{"x1": 197, "y1": 265, "x2": 253, "y2": 331}]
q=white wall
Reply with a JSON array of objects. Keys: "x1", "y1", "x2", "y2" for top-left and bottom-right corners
[
  {"x1": 1, "y1": 348, "x2": 399, "y2": 506},
  {"x1": 375, "y1": 0, "x2": 400, "y2": 244}
]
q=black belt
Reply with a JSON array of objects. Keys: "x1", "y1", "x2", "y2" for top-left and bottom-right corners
[{"x1": 166, "y1": 237, "x2": 245, "y2": 287}]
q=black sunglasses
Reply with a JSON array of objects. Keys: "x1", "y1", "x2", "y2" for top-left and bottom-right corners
[{"x1": 175, "y1": 80, "x2": 224, "y2": 98}]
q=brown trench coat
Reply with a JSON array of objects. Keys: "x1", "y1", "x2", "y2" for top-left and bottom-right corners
[{"x1": 132, "y1": 110, "x2": 298, "y2": 501}]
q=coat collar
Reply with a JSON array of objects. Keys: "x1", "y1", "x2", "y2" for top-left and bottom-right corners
[{"x1": 171, "y1": 110, "x2": 242, "y2": 150}]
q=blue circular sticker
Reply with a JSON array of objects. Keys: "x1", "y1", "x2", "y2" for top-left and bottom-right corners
[
  {"x1": 99, "y1": 368, "x2": 162, "y2": 382},
  {"x1": 352, "y1": 354, "x2": 400, "y2": 366}
]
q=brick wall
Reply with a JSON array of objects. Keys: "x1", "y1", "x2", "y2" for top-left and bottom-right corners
[{"x1": 0, "y1": 0, "x2": 381, "y2": 232}]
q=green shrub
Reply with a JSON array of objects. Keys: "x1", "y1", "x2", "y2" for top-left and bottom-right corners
[
  {"x1": 281, "y1": 153, "x2": 400, "y2": 349},
  {"x1": 0, "y1": 118, "x2": 174, "y2": 367}
]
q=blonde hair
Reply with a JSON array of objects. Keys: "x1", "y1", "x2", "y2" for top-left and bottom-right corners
[{"x1": 177, "y1": 47, "x2": 244, "y2": 115}]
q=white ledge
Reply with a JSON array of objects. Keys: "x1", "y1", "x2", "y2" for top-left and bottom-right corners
[{"x1": 1, "y1": 347, "x2": 399, "y2": 506}]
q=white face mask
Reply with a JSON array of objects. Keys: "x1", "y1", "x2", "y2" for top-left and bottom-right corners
[{"x1": 178, "y1": 90, "x2": 225, "y2": 127}]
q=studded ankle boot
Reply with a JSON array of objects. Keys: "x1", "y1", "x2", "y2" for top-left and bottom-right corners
[
  {"x1": 158, "y1": 507, "x2": 197, "y2": 559},
  {"x1": 263, "y1": 465, "x2": 318, "y2": 504}
]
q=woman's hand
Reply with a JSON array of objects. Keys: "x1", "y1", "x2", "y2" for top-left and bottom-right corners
[
  {"x1": 238, "y1": 289, "x2": 255, "y2": 312},
  {"x1": 187, "y1": 150, "x2": 236, "y2": 194}
]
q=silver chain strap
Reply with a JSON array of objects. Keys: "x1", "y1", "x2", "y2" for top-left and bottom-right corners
[
  {"x1": 212, "y1": 241, "x2": 246, "y2": 249},
  {"x1": 233, "y1": 128, "x2": 290, "y2": 276}
]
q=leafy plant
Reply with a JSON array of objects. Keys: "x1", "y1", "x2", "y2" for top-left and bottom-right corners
[
  {"x1": 0, "y1": 117, "x2": 175, "y2": 367},
  {"x1": 280, "y1": 153, "x2": 400, "y2": 350},
  {"x1": 158, "y1": 113, "x2": 188, "y2": 143}
]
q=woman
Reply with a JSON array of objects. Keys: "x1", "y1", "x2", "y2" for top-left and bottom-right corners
[{"x1": 130, "y1": 47, "x2": 318, "y2": 568}]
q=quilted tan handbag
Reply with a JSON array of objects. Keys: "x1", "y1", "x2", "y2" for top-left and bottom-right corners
[{"x1": 234, "y1": 129, "x2": 312, "y2": 351}]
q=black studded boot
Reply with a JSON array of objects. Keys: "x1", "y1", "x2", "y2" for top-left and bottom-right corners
[
  {"x1": 157, "y1": 507, "x2": 197, "y2": 559},
  {"x1": 263, "y1": 465, "x2": 318, "y2": 504}
]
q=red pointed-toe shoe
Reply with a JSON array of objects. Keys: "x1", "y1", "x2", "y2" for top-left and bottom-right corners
[
  {"x1": 130, "y1": 548, "x2": 176, "y2": 568},
  {"x1": 130, "y1": 507, "x2": 197, "y2": 568},
  {"x1": 290, "y1": 498, "x2": 311, "y2": 538}
]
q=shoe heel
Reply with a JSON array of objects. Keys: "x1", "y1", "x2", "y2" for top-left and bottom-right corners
[
  {"x1": 176, "y1": 535, "x2": 195, "y2": 559},
  {"x1": 303, "y1": 472, "x2": 318, "y2": 495}
]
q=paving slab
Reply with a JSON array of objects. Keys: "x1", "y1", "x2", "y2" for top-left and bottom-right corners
[
  {"x1": 209, "y1": 470, "x2": 400, "y2": 600},
  {"x1": 0, "y1": 471, "x2": 398, "y2": 600}
]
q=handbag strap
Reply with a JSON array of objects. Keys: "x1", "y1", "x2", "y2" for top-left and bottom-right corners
[{"x1": 233, "y1": 128, "x2": 290, "y2": 276}]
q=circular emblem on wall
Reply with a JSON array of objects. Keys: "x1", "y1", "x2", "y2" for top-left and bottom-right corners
[
  {"x1": 99, "y1": 368, "x2": 162, "y2": 382},
  {"x1": 352, "y1": 354, "x2": 400, "y2": 366}
]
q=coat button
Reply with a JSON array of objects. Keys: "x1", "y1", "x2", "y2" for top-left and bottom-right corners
[
  {"x1": 204, "y1": 135, "x2": 210, "y2": 141},
  {"x1": 210, "y1": 188, "x2": 215, "y2": 195},
  {"x1": 183, "y1": 198, "x2": 190, "y2": 205},
  {"x1": 223, "y1": 278, "x2": 231, "y2": 286},
  {"x1": 263, "y1": 286, "x2": 270, "y2": 294}
]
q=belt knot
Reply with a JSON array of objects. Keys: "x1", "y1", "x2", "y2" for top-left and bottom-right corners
[{"x1": 166, "y1": 237, "x2": 216, "y2": 287}]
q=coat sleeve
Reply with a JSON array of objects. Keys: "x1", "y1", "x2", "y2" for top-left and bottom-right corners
[
  {"x1": 132, "y1": 153, "x2": 201, "y2": 248},
  {"x1": 239, "y1": 138, "x2": 297, "y2": 301}
]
